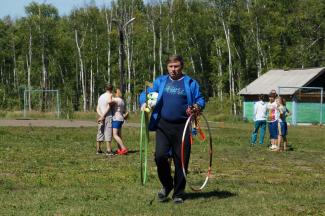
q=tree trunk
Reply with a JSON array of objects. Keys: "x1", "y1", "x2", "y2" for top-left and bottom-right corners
[
  {"x1": 118, "y1": 28, "x2": 125, "y2": 94},
  {"x1": 90, "y1": 60, "x2": 93, "y2": 111},
  {"x1": 75, "y1": 30, "x2": 87, "y2": 112},
  {"x1": 171, "y1": 19, "x2": 177, "y2": 54},
  {"x1": 89, "y1": 27, "x2": 94, "y2": 111},
  {"x1": 12, "y1": 40, "x2": 17, "y2": 88},
  {"x1": 169, "y1": 2, "x2": 177, "y2": 54},
  {"x1": 255, "y1": 18, "x2": 264, "y2": 77},
  {"x1": 159, "y1": 1, "x2": 163, "y2": 75},
  {"x1": 187, "y1": 43, "x2": 196, "y2": 74},
  {"x1": 152, "y1": 20, "x2": 157, "y2": 80},
  {"x1": 27, "y1": 27, "x2": 32, "y2": 111},
  {"x1": 41, "y1": 51, "x2": 47, "y2": 111},
  {"x1": 217, "y1": 46, "x2": 223, "y2": 101},
  {"x1": 105, "y1": 9, "x2": 112, "y2": 83},
  {"x1": 222, "y1": 18, "x2": 236, "y2": 114}
]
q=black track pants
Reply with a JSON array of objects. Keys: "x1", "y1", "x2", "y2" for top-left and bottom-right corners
[{"x1": 155, "y1": 118, "x2": 191, "y2": 198}]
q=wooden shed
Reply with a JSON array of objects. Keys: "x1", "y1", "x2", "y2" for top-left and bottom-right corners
[{"x1": 238, "y1": 68, "x2": 325, "y2": 125}]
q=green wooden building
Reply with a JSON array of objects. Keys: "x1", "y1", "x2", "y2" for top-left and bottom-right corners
[{"x1": 239, "y1": 68, "x2": 325, "y2": 125}]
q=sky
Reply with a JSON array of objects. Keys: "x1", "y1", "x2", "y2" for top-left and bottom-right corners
[{"x1": 0, "y1": 0, "x2": 113, "y2": 19}]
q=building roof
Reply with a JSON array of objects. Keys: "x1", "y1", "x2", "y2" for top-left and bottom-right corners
[{"x1": 238, "y1": 68, "x2": 325, "y2": 95}]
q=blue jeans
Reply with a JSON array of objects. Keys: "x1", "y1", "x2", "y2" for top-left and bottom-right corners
[{"x1": 251, "y1": 120, "x2": 266, "y2": 144}]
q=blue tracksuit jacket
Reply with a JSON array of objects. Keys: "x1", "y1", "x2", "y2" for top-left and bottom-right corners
[{"x1": 139, "y1": 74, "x2": 205, "y2": 131}]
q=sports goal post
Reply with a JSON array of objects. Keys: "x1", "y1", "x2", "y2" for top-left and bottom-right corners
[
  {"x1": 23, "y1": 89, "x2": 60, "y2": 118},
  {"x1": 278, "y1": 86, "x2": 323, "y2": 125}
]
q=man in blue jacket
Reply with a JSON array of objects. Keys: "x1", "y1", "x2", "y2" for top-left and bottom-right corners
[{"x1": 139, "y1": 55, "x2": 205, "y2": 204}]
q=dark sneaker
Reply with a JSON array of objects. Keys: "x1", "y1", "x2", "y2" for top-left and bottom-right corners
[
  {"x1": 157, "y1": 188, "x2": 171, "y2": 202},
  {"x1": 173, "y1": 197, "x2": 184, "y2": 204},
  {"x1": 105, "y1": 151, "x2": 115, "y2": 156},
  {"x1": 96, "y1": 150, "x2": 103, "y2": 155}
]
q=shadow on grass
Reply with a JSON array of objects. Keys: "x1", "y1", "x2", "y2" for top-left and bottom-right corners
[
  {"x1": 127, "y1": 150, "x2": 139, "y2": 154},
  {"x1": 186, "y1": 190, "x2": 237, "y2": 200}
]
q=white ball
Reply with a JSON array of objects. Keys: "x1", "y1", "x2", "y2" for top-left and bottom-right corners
[{"x1": 147, "y1": 92, "x2": 158, "y2": 108}]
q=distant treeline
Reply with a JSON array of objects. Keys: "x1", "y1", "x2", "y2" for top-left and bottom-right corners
[{"x1": 0, "y1": 0, "x2": 324, "y2": 114}]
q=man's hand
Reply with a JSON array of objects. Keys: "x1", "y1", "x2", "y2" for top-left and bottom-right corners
[
  {"x1": 123, "y1": 112, "x2": 129, "y2": 120},
  {"x1": 186, "y1": 104, "x2": 201, "y2": 116},
  {"x1": 97, "y1": 116, "x2": 104, "y2": 124},
  {"x1": 141, "y1": 103, "x2": 151, "y2": 112},
  {"x1": 141, "y1": 103, "x2": 147, "y2": 111},
  {"x1": 192, "y1": 104, "x2": 201, "y2": 111}
]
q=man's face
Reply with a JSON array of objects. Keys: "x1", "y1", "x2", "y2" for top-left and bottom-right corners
[
  {"x1": 269, "y1": 96, "x2": 275, "y2": 102},
  {"x1": 167, "y1": 61, "x2": 183, "y2": 80}
]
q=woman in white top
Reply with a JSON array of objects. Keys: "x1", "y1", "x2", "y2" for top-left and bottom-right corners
[
  {"x1": 251, "y1": 94, "x2": 267, "y2": 145},
  {"x1": 112, "y1": 89, "x2": 129, "y2": 155}
]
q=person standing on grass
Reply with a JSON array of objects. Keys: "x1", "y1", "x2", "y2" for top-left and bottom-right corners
[
  {"x1": 251, "y1": 94, "x2": 267, "y2": 146},
  {"x1": 139, "y1": 55, "x2": 205, "y2": 204},
  {"x1": 96, "y1": 84, "x2": 115, "y2": 156},
  {"x1": 267, "y1": 90, "x2": 280, "y2": 151},
  {"x1": 111, "y1": 88, "x2": 128, "y2": 155},
  {"x1": 276, "y1": 96, "x2": 291, "y2": 151}
]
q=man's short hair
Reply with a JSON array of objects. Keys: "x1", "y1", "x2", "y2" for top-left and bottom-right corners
[
  {"x1": 268, "y1": 89, "x2": 277, "y2": 98},
  {"x1": 166, "y1": 55, "x2": 184, "y2": 68},
  {"x1": 105, "y1": 84, "x2": 113, "y2": 91},
  {"x1": 258, "y1": 94, "x2": 265, "y2": 100}
]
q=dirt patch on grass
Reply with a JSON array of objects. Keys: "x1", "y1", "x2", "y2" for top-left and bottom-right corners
[{"x1": 0, "y1": 120, "x2": 139, "y2": 128}]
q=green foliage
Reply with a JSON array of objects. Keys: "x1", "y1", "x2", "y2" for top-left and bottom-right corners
[{"x1": 1, "y1": 0, "x2": 325, "y2": 113}]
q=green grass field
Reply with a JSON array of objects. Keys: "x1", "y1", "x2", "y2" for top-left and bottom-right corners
[{"x1": 0, "y1": 122, "x2": 324, "y2": 215}]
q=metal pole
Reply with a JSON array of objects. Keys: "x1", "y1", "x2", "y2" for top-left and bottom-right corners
[
  {"x1": 113, "y1": 18, "x2": 135, "y2": 95},
  {"x1": 292, "y1": 95, "x2": 297, "y2": 126},
  {"x1": 23, "y1": 90, "x2": 26, "y2": 118},
  {"x1": 119, "y1": 27, "x2": 125, "y2": 94},
  {"x1": 320, "y1": 88, "x2": 323, "y2": 125},
  {"x1": 243, "y1": 101, "x2": 246, "y2": 119},
  {"x1": 56, "y1": 90, "x2": 60, "y2": 118}
]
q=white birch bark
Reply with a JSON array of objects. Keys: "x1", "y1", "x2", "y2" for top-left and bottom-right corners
[
  {"x1": 89, "y1": 27, "x2": 94, "y2": 110},
  {"x1": 152, "y1": 20, "x2": 157, "y2": 80},
  {"x1": 246, "y1": 4, "x2": 265, "y2": 78},
  {"x1": 171, "y1": 19, "x2": 177, "y2": 54},
  {"x1": 217, "y1": 46, "x2": 223, "y2": 101},
  {"x1": 222, "y1": 18, "x2": 236, "y2": 114},
  {"x1": 187, "y1": 43, "x2": 196, "y2": 74},
  {"x1": 190, "y1": 37, "x2": 204, "y2": 73},
  {"x1": 41, "y1": 52, "x2": 47, "y2": 89},
  {"x1": 58, "y1": 64, "x2": 65, "y2": 84},
  {"x1": 159, "y1": 0, "x2": 163, "y2": 75},
  {"x1": 12, "y1": 39, "x2": 17, "y2": 88},
  {"x1": 105, "y1": 9, "x2": 112, "y2": 83},
  {"x1": 255, "y1": 18, "x2": 264, "y2": 77},
  {"x1": 169, "y1": 1, "x2": 177, "y2": 54},
  {"x1": 75, "y1": 30, "x2": 87, "y2": 112},
  {"x1": 27, "y1": 27, "x2": 32, "y2": 111},
  {"x1": 90, "y1": 60, "x2": 93, "y2": 110}
]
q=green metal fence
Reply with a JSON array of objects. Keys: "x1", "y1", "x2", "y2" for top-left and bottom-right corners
[{"x1": 243, "y1": 101, "x2": 324, "y2": 125}]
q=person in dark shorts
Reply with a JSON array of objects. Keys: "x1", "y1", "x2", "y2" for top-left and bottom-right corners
[
  {"x1": 267, "y1": 90, "x2": 279, "y2": 151},
  {"x1": 112, "y1": 88, "x2": 128, "y2": 155}
]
